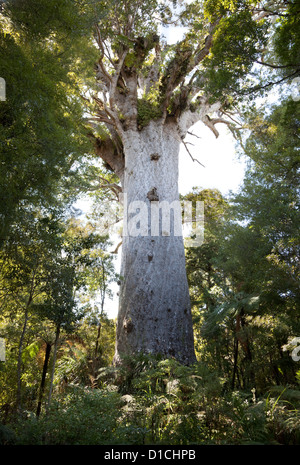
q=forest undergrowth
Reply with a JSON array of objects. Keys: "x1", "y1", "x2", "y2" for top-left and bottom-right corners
[{"x1": 1, "y1": 354, "x2": 300, "y2": 445}]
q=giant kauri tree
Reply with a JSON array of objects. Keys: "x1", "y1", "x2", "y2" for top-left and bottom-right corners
[{"x1": 87, "y1": 0, "x2": 297, "y2": 364}]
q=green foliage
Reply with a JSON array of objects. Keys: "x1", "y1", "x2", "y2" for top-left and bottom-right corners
[
  {"x1": 13, "y1": 386, "x2": 123, "y2": 445},
  {"x1": 273, "y1": 1, "x2": 300, "y2": 67},
  {"x1": 99, "y1": 355, "x2": 225, "y2": 444},
  {"x1": 5, "y1": 0, "x2": 97, "y2": 41},
  {"x1": 0, "y1": 0, "x2": 119, "y2": 411},
  {"x1": 5, "y1": 356, "x2": 300, "y2": 445},
  {"x1": 0, "y1": 423, "x2": 16, "y2": 445},
  {"x1": 0, "y1": 0, "x2": 97, "y2": 242},
  {"x1": 201, "y1": 8, "x2": 267, "y2": 102},
  {"x1": 204, "y1": 0, "x2": 248, "y2": 20},
  {"x1": 137, "y1": 98, "x2": 163, "y2": 129},
  {"x1": 231, "y1": 99, "x2": 300, "y2": 300},
  {"x1": 184, "y1": 96, "x2": 299, "y2": 394},
  {"x1": 0, "y1": 212, "x2": 117, "y2": 413},
  {"x1": 96, "y1": 0, "x2": 161, "y2": 43}
]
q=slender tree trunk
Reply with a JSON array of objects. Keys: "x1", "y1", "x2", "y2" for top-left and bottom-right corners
[
  {"x1": 94, "y1": 323, "x2": 101, "y2": 359},
  {"x1": 16, "y1": 308, "x2": 28, "y2": 411},
  {"x1": 36, "y1": 342, "x2": 51, "y2": 417},
  {"x1": 238, "y1": 309, "x2": 255, "y2": 388},
  {"x1": 16, "y1": 292, "x2": 33, "y2": 411},
  {"x1": 89, "y1": 322, "x2": 102, "y2": 388},
  {"x1": 47, "y1": 324, "x2": 60, "y2": 409},
  {"x1": 231, "y1": 336, "x2": 239, "y2": 390},
  {"x1": 95, "y1": 260, "x2": 105, "y2": 360},
  {"x1": 114, "y1": 121, "x2": 196, "y2": 365}
]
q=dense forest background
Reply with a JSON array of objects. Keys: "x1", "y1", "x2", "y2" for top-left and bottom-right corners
[{"x1": 0, "y1": 0, "x2": 299, "y2": 445}]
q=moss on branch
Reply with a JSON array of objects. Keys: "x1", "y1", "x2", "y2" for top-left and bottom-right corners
[{"x1": 137, "y1": 98, "x2": 162, "y2": 129}]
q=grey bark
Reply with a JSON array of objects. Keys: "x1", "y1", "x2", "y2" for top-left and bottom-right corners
[{"x1": 113, "y1": 119, "x2": 197, "y2": 365}]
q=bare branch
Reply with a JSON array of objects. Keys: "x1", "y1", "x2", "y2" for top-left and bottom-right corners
[
  {"x1": 89, "y1": 176, "x2": 122, "y2": 200},
  {"x1": 98, "y1": 176, "x2": 122, "y2": 193},
  {"x1": 160, "y1": 20, "x2": 219, "y2": 116},
  {"x1": 193, "y1": 20, "x2": 219, "y2": 68},
  {"x1": 202, "y1": 112, "x2": 243, "y2": 138},
  {"x1": 182, "y1": 140, "x2": 205, "y2": 168},
  {"x1": 242, "y1": 69, "x2": 300, "y2": 94},
  {"x1": 187, "y1": 131, "x2": 201, "y2": 139},
  {"x1": 113, "y1": 241, "x2": 122, "y2": 254},
  {"x1": 92, "y1": 94, "x2": 125, "y2": 137},
  {"x1": 220, "y1": 111, "x2": 243, "y2": 126},
  {"x1": 255, "y1": 60, "x2": 300, "y2": 69},
  {"x1": 202, "y1": 115, "x2": 220, "y2": 138},
  {"x1": 110, "y1": 50, "x2": 128, "y2": 108},
  {"x1": 94, "y1": 25, "x2": 113, "y2": 86},
  {"x1": 89, "y1": 115, "x2": 116, "y2": 126}
]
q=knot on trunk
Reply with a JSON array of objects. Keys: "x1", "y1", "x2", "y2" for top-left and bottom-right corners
[
  {"x1": 150, "y1": 153, "x2": 160, "y2": 161},
  {"x1": 147, "y1": 187, "x2": 159, "y2": 202},
  {"x1": 123, "y1": 318, "x2": 134, "y2": 333}
]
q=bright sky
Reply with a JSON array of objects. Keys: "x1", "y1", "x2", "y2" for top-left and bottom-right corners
[{"x1": 179, "y1": 123, "x2": 247, "y2": 196}]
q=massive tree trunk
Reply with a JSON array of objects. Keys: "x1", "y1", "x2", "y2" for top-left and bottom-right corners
[
  {"x1": 93, "y1": 105, "x2": 221, "y2": 365},
  {"x1": 91, "y1": 16, "x2": 224, "y2": 365},
  {"x1": 114, "y1": 120, "x2": 196, "y2": 365}
]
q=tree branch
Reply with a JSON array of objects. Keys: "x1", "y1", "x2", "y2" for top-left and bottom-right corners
[
  {"x1": 92, "y1": 94, "x2": 125, "y2": 137},
  {"x1": 99, "y1": 176, "x2": 122, "y2": 193},
  {"x1": 242, "y1": 69, "x2": 300, "y2": 95},
  {"x1": 251, "y1": 4, "x2": 290, "y2": 21},
  {"x1": 182, "y1": 140, "x2": 205, "y2": 168},
  {"x1": 89, "y1": 134, "x2": 125, "y2": 183},
  {"x1": 110, "y1": 50, "x2": 128, "y2": 109},
  {"x1": 159, "y1": 21, "x2": 219, "y2": 117},
  {"x1": 255, "y1": 60, "x2": 300, "y2": 69},
  {"x1": 202, "y1": 115, "x2": 220, "y2": 138},
  {"x1": 113, "y1": 241, "x2": 122, "y2": 254},
  {"x1": 187, "y1": 131, "x2": 201, "y2": 139},
  {"x1": 192, "y1": 20, "x2": 219, "y2": 69},
  {"x1": 94, "y1": 25, "x2": 113, "y2": 86},
  {"x1": 89, "y1": 176, "x2": 122, "y2": 200}
]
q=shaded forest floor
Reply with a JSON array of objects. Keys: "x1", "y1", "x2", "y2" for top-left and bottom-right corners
[{"x1": 1, "y1": 355, "x2": 300, "y2": 445}]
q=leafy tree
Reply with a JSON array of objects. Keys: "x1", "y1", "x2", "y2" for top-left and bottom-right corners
[
  {"x1": 78, "y1": 0, "x2": 296, "y2": 364},
  {"x1": 0, "y1": 0, "x2": 98, "y2": 244},
  {"x1": 0, "y1": 212, "x2": 68, "y2": 411},
  {"x1": 227, "y1": 98, "x2": 300, "y2": 387},
  {"x1": 0, "y1": 208, "x2": 118, "y2": 415},
  {"x1": 184, "y1": 188, "x2": 235, "y2": 377},
  {"x1": 61, "y1": 218, "x2": 118, "y2": 386},
  {"x1": 185, "y1": 96, "x2": 300, "y2": 390},
  {"x1": 0, "y1": 0, "x2": 118, "y2": 414}
]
